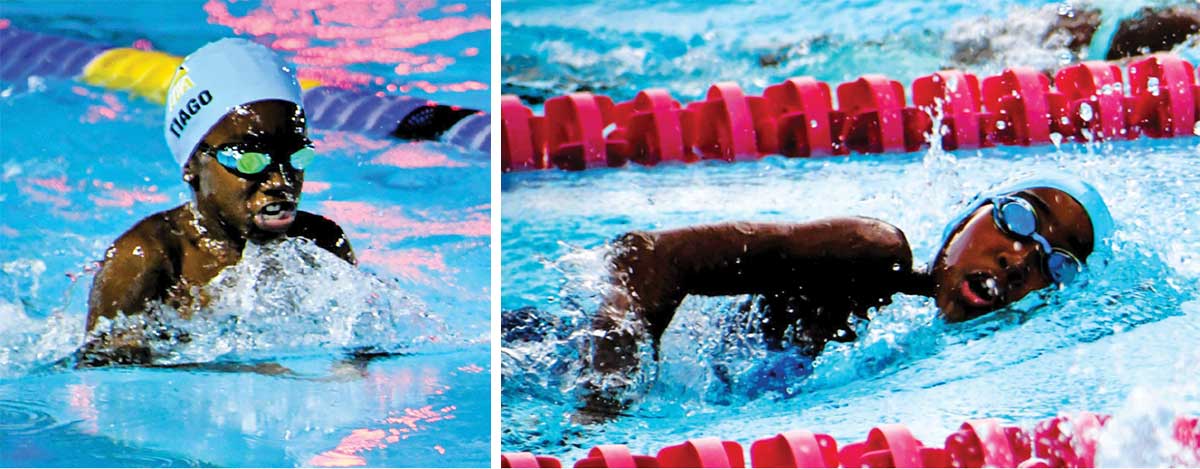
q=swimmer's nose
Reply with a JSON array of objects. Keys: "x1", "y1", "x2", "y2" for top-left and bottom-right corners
[
  {"x1": 260, "y1": 164, "x2": 298, "y2": 194},
  {"x1": 997, "y1": 249, "x2": 1035, "y2": 294}
]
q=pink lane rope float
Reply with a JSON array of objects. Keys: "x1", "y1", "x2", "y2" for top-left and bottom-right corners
[
  {"x1": 502, "y1": 54, "x2": 1199, "y2": 172},
  {"x1": 501, "y1": 412, "x2": 1200, "y2": 468}
]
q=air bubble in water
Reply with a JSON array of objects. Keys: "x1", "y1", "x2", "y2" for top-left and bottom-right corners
[
  {"x1": 1147, "y1": 77, "x2": 1161, "y2": 96},
  {"x1": 1193, "y1": 121, "x2": 1200, "y2": 136},
  {"x1": 996, "y1": 120, "x2": 1007, "y2": 130},
  {"x1": 1050, "y1": 132, "x2": 1063, "y2": 148}
]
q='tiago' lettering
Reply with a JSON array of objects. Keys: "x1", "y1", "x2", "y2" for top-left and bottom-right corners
[{"x1": 168, "y1": 90, "x2": 213, "y2": 138}]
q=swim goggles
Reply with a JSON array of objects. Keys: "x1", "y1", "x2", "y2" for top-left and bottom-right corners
[
  {"x1": 201, "y1": 142, "x2": 316, "y2": 175},
  {"x1": 989, "y1": 196, "x2": 1082, "y2": 285}
]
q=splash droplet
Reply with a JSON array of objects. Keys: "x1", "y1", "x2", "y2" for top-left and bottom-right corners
[{"x1": 1078, "y1": 103, "x2": 1094, "y2": 122}]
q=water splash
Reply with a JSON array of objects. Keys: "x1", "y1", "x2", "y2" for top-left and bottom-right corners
[
  {"x1": 1096, "y1": 383, "x2": 1200, "y2": 467},
  {"x1": 3, "y1": 238, "x2": 462, "y2": 377}
]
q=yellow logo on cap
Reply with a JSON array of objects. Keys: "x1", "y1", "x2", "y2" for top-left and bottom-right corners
[{"x1": 166, "y1": 66, "x2": 195, "y2": 110}]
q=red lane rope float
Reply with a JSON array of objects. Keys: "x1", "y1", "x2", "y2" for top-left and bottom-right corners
[
  {"x1": 502, "y1": 412, "x2": 1200, "y2": 468},
  {"x1": 912, "y1": 70, "x2": 987, "y2": 150},
  {"x1": 502, "y1": 53, "x2": 1200, "y2": 172},
  {"x1": 502, "y1": 94, "x2": 545, "y2": 171},
  {"x1": 1127, "y1": 55, "x2": 1198, "y2": 138},
  {"x1": 657, "y1": 437, "x2": 747, "y2": 468},
  {"x1": 544, "y1": 92, "x2": 620, "y2": 170},
  {"x1": 749, "y1": 430, "x2": 839, "y2": 468},
  {"x1": 502, "y1": 452, "x2": 564, "y2": 468},
  {"x1": 836, "y1": 75, "x2": 909, "y2": 154},
  {"x1": 687, "y1": 82, "x2": 763, "y2": 162},
  {"x1": 980, "y1": 66, "x2": 1066, "y2": 146},
  {"x1": 612, "y1": 89, "x2": 688, "y2": 165},
  {"x1": 575, "y1": 445, "x2": 659, "y2": 468},
  {"x1": 1055, "y1": 62, "x2": 1129, "y2": 141},
  {"x1": 762, "y1": 77, "x2": 837, "y2": 156}
]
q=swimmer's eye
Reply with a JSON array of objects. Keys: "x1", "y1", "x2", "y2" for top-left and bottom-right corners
[
  {"x1": 212, "y1": 144, "x2": 315, "y2": 175},
  {"x1": 216, "y1": 149, "x2": 270, "y2": 174}
]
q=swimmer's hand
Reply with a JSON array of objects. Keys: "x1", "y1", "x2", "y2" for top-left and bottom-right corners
[
  {"x1": 572, "y1": 393, "x2": 627, "y2": 425},
  {"x1": 74, "y1": 329, "x2": 154, "y2": 367},
  {"x1": 74, "y1": 342, "x2": 152, "y2": 367}
]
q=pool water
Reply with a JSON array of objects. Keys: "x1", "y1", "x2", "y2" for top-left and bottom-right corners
[
  {"x1": 0, "y1": 0, "x2": 490, "y2": 467},
  {"x1": 500, "y1": 0, "x2": 1200, "y2": 464}
]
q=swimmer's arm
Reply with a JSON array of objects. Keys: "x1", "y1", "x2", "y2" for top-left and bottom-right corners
[
  {"x1": 580, "y1": 219, "x2": 919, "y2": 420},
  {"x1": 86, "y1": 222, "x2": 171, "y2": 330},
  {"x1": 293, "y1": 211, "x2": 356, "y2": 265},
  {"x1": 662, "y1": 218, "x2": 914, "y2": 295},
  {"x1": 580, "y1": 231, "x2": 684, "y2": 422},
  {"x1": 82, "y1": 220, "x2": 173, "y2": 365}
]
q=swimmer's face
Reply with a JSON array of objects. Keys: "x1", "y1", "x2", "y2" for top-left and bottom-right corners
[
  {"x1": 931, "y1": 188, "x2": 1093, "y2": 322},
  {"x1": 185, "y1": 100, "x2": 307, "y2": 241}
]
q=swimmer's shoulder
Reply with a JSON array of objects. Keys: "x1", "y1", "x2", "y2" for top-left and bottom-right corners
[
  {"x1": 88, "y1": 206, "x2": 186, "y2": 329},
  {"x1": 107, "y1": 205, "x2": 189, "y2": 263},
  {"x1": 290, "y1": 210, "x2": 356, "y2": 264}
]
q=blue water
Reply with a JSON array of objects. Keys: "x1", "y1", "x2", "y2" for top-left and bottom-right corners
[
  {"x1": 501, "y1": 0, "x2": 1200, "y2": 464},
  {"x1": 0, "y1": 1, "x2": 490, "y2": 467}
]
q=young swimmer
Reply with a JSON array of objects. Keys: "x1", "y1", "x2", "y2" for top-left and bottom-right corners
[
  {"x1": 948, "y1": 4, "x2": 1200, "y2": 69},
  {"x1": 578, "y1": 174, "x2": 1113, "y2": 421},
  {"x1": 79, "y1": 39, "x2": 355, "y2": 366}
]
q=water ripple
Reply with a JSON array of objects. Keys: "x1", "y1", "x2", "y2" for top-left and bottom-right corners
[{"x1": 0, "y1": 399, "x2": 56, "y2": 436}]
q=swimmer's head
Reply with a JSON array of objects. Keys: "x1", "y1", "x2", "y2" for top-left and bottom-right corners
[
  {"x1": 931, "y1": 174, "x2": 1113, "y2": 322},
  {"x1": 166, "y1": 39, "x2": 311, "y2": 240}
]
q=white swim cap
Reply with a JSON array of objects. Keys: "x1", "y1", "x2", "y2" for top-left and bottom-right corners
[{"x1": 163, "y1": 38, "x2": 304, "y2": 166}]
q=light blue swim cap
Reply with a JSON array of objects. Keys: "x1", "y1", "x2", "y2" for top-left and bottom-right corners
[
  {"x1": 1085, "y1": 1, "x2": 1142, "y2": 61},
  {"x1": 163, "y1": 38, "x2": 304, "y2": 166},
  {"x1": 939, "y1": 172, "x2": 1114, "y2": 262}
]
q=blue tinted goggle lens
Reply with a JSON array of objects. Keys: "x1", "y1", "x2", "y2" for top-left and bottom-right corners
[
  {"x1": 997, "y1": 199, "x2": 1038, "y2": 236},
  {"x1": 214, "y1": 145, "x2": 316, "y2": 174},
  {"x1": 1046, "y1": 251, "x2": 1080, "y2": 284}
]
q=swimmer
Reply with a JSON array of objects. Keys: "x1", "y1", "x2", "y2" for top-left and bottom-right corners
[
  {"x1": 946, "y1": 4, "x2": 1199, "y2": 69},
  {"x1": 79, "y1": 39, "x2": 355, "y2": 366},
  {"x1": 576, "y1": 174, "x2": 1112, "y2": 422}
]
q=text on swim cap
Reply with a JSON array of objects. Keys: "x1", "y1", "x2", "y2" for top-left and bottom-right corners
[
  {"x1": 167, "y1": 74, "x2": 195, "y2": 110},
  {"x1": 168, "y1": 90, "x2": 213, "y2": 139}
]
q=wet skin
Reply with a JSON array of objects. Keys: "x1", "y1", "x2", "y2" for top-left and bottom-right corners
[
  {"x1": 950, "y1": 5, "x2": 1198, "y2": 69},
  {"x1": 580, "y1": 187, "x2": 1094, "y2": 421},
  {"x1": 931, "y1": 188, "x2": 1093, "y2": 323},
  {"x1": 1051, "y1": 5, "x2": 1200, "y2": 61},
  {"x1": 82, "y1": 100, "x2": 355, "y2": 366}
]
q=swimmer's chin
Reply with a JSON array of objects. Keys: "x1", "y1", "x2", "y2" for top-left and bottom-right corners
[{"x1": 937, "y1": 293, "x2": 986, "y2": 323}]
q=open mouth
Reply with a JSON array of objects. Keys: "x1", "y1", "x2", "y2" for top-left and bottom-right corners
[
  {"x1": 254, "y1": 201, "x2": 297, "y2": 232},
  {"x1": 959, "y1": 271, "x2": 1001, "y2": 308}
]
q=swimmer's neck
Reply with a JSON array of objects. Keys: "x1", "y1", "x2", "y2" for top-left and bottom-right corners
[{"x1": 898, "y1": 265, "x2": 936, "y2": 298}]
